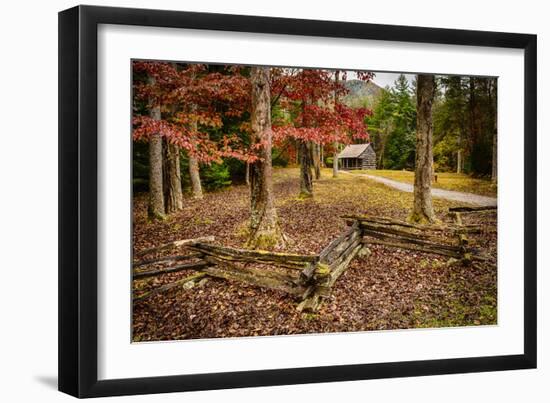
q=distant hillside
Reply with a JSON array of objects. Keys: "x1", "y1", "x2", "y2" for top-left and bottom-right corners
[{"x1": 343, "y1": 79, "x2": 383, "y2": 109}]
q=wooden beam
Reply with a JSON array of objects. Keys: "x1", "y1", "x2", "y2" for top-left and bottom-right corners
[
  {"x1": 135, "y1": 236, "x2": 215, "y2": 258},
  {"x1": 449, "y1": 205, "x2": 497, "y2": 212},
  {"x1": 133, "y1": 252, "x2": 202, "y2": 268},
  {"x1": 133, "y1": 260, "x2": 209, "y2": 279},
  {"x1": 189, "y1": 243, "x2": 318, "y2": 265},
  {"x1": 133, "y1": 272, "x2": 207, "y2": 301}
]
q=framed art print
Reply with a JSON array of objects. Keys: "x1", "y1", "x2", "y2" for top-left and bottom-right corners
[{"x1": 58, "y1": 5, "x2": 537, "y2": 398}]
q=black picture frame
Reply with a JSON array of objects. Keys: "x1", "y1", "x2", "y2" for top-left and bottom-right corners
[{"x1": 59, "y1": 5, "x2": 537, "y2": 398}]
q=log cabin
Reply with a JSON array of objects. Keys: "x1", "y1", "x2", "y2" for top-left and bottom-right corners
[{"x1": 337, "y1": 143, "x2": 377, "y2": 170}]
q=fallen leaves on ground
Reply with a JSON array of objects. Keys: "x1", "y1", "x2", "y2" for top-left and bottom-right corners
[{"x1": 132, "y1": 168, "x2": 497, "y2": 342}]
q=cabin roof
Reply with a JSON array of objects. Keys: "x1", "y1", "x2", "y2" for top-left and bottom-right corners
[{"x1": 337, "y1": 144, "x2": 371, "y2": 159}]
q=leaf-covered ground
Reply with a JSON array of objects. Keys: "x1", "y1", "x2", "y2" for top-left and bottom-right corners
[
  {"x1": 350, "y1": 169, "x2": 498, "y2": 197},
  {"x1": 132, "y1": 168, "x2": 497, "y2": 342}
]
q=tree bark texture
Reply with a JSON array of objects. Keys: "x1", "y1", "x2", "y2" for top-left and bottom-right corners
[
  {"x1": 247, "y1": 67, "x2": 283, "y2": 249},
  {"x1": 188, "y1": 155, "x2": 203, "y2": 199},
  {"x1": 332, "y1": 71, "x2": 340, "y2": 178},
  {"x1": 163, "y1": 140, "x2": 183, "y2": 213},
  {"x1": 313, "y1": 142, "x2": 321, "y2": 179},
  {"x1": 147, "y1": 75, "x2": 165, "y2": 220},
  {"x1": 188, "y1": 72, "x2": 204, "y2": 200},
  {"x1": 299, "y1": 140, "x2": 314, "y2": 198},
  {"x1": 333, "y1": 142, "x2": 339, "y2": 177},
  {"x1": 299, "y1": 98, "x2": 314, "y2": 197},
  {"x1": 411, "y1": 74, "x2": 436, "y2": 224}
]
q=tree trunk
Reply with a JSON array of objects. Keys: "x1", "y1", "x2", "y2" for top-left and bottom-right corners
[
  {"x1": 299, "y1": 98, "x2": 314, "y2": 197},
  {"x1": 313, "y1": 142, "x2": 321, "y2": 180},
  {"x1": 410, "y1": 74, "x2": 436, "y2": 224},
  {"x1": 245, "y1": 162, "x2": 250, "y2": 185},
  {"x1": 247, "y1": 67, "x2": 283, "y2": 249},
  {"x1": 491, "y1": 78, "x2": 498, "y2": 183},
  {"x1": 188, "y1": 111, "x2": 203, "y2": 200},
  {"x1": 163, "y1": 140, "x2": 183, "y2": 213},
  {"x1": 332, "y1": 71, "x2": 340, "y2": 178},
  {"x1": 457, "y1": 149, "x2": 462, "y2": 174},
  {"x1": 188, "y1": 156, "x2": 203, "y2": 199},
  {"x1": 332, "y1": 142, "x2": 339, "y2": 177},
  {"x1": 147, "y1": 76, "x2": 165, "y2": 220},
  {"x1": 299, "y1": 140, "x2": 314, "y2": 198},
  {"x1": 188, "y1": 72, "x2": 204, "y2": 200}
]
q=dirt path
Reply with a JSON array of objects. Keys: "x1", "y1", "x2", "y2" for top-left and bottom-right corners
[{"x1": 345, "y1": 172, "x2": 497, "y2": 206}]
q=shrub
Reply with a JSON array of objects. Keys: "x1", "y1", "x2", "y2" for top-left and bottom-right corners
[{"x1": 201, "y1": 162, "x2": 232, "y2": 191}]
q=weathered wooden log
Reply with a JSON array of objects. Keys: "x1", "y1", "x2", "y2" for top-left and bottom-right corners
[
  {"x1": 190, "y1": 246, "x2": 310, "y2": 270},
  {"x1": 133, "y1": 260, "x2": 210, "y2": 279},
  {"x1": 454, "y1": 212, "x2": 463, "y2": 226},
  {"x1": 132, "y1": 252, "x2": 203, "y2": 268},
  {"x1": 189, "y1": 243, "x2": 318, "y2": 266},
  {"x1": 327, "y1": 244, "x2": 363, "y2": 287},
  {"x1": 323, "y1": 229, "x2": 361, "y2": 265},
  {"x1": 453, "y1": 212, "x2": 472, "y2": 265},
  {"x1": 300, "y1": 263, "x2": 317, "y2": 283},
  {"x1": 203, "y1": 255, "x2": 301, "y2": 283},
  {"x1": 315, "y1": 243, "x2": 363, "y2": 292},
  {"x1": 133, "y1": 272, "x2": 207, "y2": 301},
  {"x1": 210, "y1": 253, "x2": 307, "y2": 270},
  {"x1": 359, "y1": 222, "x2": 449, "y2": 244},
  {"x1": 343, "y1": 214, "x2": 447, "y2": 232},
  {"x1": 301, "y1": 285, "x2": 316, "y2": 300},
  {"x1": 454, "y1": 226, "x2": 484, "y2": 234},
  {"x1": 318, "y1": 222, "x2": 359, "y2": 262},
  {"x1": 135, "y1": 236, "x2": 215, "y2": 258},
  {"x1": 201, "y1": 259, "x2": 306, "y2": 295},
  {"x1": 363, "y1": 238, "x2": 463, "y2": 259},
  {"x1": 449, "y1": 205, "x2": 497, "y2": 213},
  {"x1": 328, "y1": 237, "x2": 362, "y2": 271},
  {"x1": 362, "y1": 229, "x2": 462, "y2": 253},
  {"x1": 297, "y1": 293, "x2": 321, "y2": 312}
]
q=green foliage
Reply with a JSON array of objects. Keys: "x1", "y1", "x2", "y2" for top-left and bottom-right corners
[
  {"x1": 366, "y1": 74, "x2": 416, "y2": 170},
  {"x1": 366, "y1": 74, "x2": 496, "y2": 176},
  {"x1": 433, "y1": 76, "x2": 496, "y2": 175},
  {"x1": 201, "y1": 162, "x2": 232, "y2": 191}
]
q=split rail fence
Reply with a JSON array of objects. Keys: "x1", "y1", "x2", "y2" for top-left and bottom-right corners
[{"x1": 133, "y1": 206, "x2": 495, "y2": 312}]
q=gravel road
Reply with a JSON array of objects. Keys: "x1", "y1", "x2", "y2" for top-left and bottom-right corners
[{"x1": 348, "y1": 172, "x2": 497, "y2": 206}]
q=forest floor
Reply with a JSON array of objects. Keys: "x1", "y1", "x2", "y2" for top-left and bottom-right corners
[
  {"x1": 132, "y1": 167, "x2": 497, "y2": 342},
  {"x1": 349, "y1": 169, "x2": 498, "y2": 197}
]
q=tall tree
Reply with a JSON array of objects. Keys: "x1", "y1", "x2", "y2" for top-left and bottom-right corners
[
  {"x1": 147, "y1": 75, "x2": 166, "y2": 220},
  {"x1": 410, "y1": 74, "x2": 436, "y2": 224},
  {"x1": 299, "y1": 98, "x2": 314, "y2": 197},
  {"x1": 299, "y1": 140, "x2": 314, "y2": 198},
  {"x1": 162, "y1": 98, "x2": 184, "y2": 213},
  {"x1": 333, "y1": 71, "x2": 340, "y2": 178},
  {"x1": 312, "y1": 142, "x2": 322, "y2": 180},
  {"x1": 188, "y1": 104, "x2": 204, "y2": 199},
  {"x1": 366, "y1": 87, "x2": 395, "y2": 169},
  {"x1": 386, "y1": 75, "x2": 416, "y2": 169},
  {"x1": 246, "y1": 67, "x2": 283, "y2": 248},
  {"x1": 163, "y1": 139, "x2": 183, "y2": 212}
]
